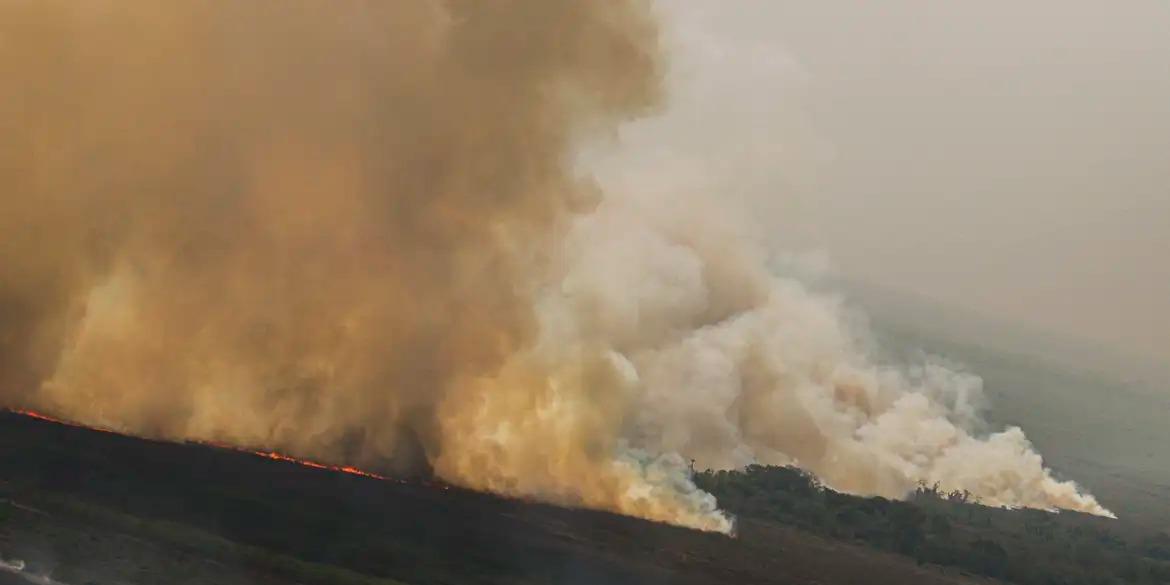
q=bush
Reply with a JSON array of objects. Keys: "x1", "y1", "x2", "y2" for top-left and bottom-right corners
[{"x1": 698, "y1": 465, "x2": 1170, "y2": 585}]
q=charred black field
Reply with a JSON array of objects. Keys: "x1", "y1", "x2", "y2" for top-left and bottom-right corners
[
  {"x1": 0, "y1": 410, "x2": 977, "y2": 585},
  {"x1": 2, "y1": 410, "x2": 1169, "y2": 585}
]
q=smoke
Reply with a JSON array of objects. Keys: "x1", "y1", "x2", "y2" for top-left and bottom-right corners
[
  {"x1": 508, "y1": 188, "x2": 1111, "y2": 519},
  {"x1": 2, "y1": 556, "x2": 68, "y2": 585},
  {"x1": 0, "y1": 0, "x2": 1108, "y2": 534}
]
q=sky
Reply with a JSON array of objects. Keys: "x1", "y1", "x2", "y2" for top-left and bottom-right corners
[{"x1": 594, "y1": 0, "x2": 1170, "y2": 367}]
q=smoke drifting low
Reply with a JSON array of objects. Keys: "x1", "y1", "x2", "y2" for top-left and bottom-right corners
[
  {"x1": 0, "y1": 1, "x2": 1107, "y2": 532},
  {"x1": 550, "y1": 192, "x2": 1111, "y2": 520}
]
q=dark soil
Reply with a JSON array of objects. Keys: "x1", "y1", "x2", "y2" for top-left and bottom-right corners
[{"x1": 0, "y1": 411, "x2": 992, "y2": 584}]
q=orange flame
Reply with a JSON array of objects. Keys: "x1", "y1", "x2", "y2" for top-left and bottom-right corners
[
  {"x1": 209, "y1": 442, "x2": 396, "y2": 482},
  {"x1": 11, "y1": 408, "x2": 117, "y2": 433},
  {"x1": 6, "y1": 407, "x2": 448, "y2": 489}
]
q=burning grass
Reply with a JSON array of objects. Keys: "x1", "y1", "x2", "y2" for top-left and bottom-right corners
[{"x1": 5, "y1": 408, "x2": 444, "y2": 489}]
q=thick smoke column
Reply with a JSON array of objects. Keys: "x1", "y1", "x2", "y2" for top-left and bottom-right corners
[
  {"x1": 0, "y1": 0, "x2": 1107, "y2": 533},
  {"x1": 549, "y1": 191, "x2": 1111, "y2": 517},
  {"x1": 0, "y1": 0, "x2": 733, "y2": 531}
]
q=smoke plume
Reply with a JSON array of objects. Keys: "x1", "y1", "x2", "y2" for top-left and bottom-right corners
[{"x1": 0, "y1": 0, "x2": 1107, "y2": 533}]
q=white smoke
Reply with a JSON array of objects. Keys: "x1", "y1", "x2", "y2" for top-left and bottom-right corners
[
  {"x1": 1, "y1": 556, "x2": 67, "y2": 585},
  {"x1": 0, "y1": 0, "x2": 1112, "y2": 534},
  {"x1": 529, "y1": 188, "x2": 1112, "y2": 519}
]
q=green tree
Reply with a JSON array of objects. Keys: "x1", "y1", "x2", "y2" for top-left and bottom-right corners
[
  {"x1": 889, "y1": 505, "x2": 926, "y2": 554},
  {"x1": 928, "y1": 513, "x2": 951, "y2": 539}
]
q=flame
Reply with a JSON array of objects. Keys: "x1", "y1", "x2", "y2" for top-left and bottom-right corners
[
  {"x1": 7, "y1": 407, "x2": 448, "y2": 489},
  {"x1": 202, "y1": 440, "x2": 394, "y2": 481},
  {"x1": 10, "y1": 408, "x2": 116, "y2": 433}
]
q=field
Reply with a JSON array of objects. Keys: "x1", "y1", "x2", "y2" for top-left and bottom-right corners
[
  {"x1": 835, "y1": 280, "x2": 1170, "y2": 528},
  {"x1": 868, "y1": 318, "x2": 1170, "y2": 529},
  {"x1": 3, "y1": 288, "x2": 1169, "y2": 584},
  {"x1": 0, "y1": 411, "x2": 994, "y2": 585}
]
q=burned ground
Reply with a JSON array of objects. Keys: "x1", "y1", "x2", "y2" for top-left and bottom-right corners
[
  {"x1": 8, "y1": 409, "x2": 1168, "y2": 584},
  {"x1": 0, "y1": 411, "x2": 998, "y2": 585}
]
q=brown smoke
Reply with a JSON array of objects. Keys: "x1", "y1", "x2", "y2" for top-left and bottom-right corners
[
  {"x1": 0, "y1": 1, "x2": 736, "y2": 528},
  {"x1": 0, "y1": 1, "x2": 1109, "y2": 532}
]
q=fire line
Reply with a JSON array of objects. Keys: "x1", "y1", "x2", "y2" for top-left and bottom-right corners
[{"x1": 5, "y1": 407, "x2": 446, "y2": 489}]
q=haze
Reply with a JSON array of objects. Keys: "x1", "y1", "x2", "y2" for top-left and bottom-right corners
[{"x1": 601, "y1": 0, "x2": 1170, "y2": 370}]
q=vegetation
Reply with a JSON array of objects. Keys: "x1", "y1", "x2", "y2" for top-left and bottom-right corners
[
  {"x1": 6, "y1": 411, "x2": 1170, "y2": 584},
  {"x1": 0, "y1": 410, "x2": 1000, "y2": 585},
  {"x1": 696, "y1": 465, "x2": 1170, "y2": 585},
  {"x1": 43, "y1": 496, "x2": 408, "y2": 585}
]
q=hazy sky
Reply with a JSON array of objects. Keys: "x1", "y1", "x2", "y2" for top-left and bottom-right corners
[{"x1": 598, "y1": 1, "x2": 1170, "y2": 366}]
